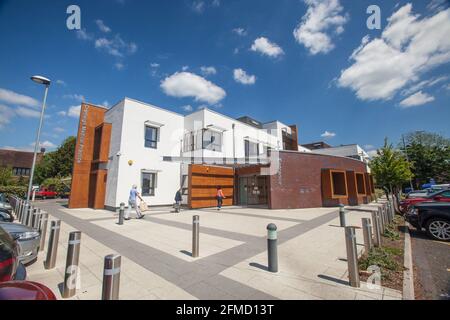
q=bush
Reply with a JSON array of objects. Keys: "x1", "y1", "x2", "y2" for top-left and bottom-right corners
[
  {"x1": 0, "y1": 185, "x2": 27, "y2": 198},
  {"x1": 41, "y1": 177, "x2": 69, "y2": 193}
]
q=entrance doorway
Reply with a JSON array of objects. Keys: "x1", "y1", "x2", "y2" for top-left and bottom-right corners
[{"x1": 238, "y1": 176, "x2": 268, "y2": 205}]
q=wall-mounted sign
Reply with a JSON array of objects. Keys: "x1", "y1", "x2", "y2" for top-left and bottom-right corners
[{"x1": 76, "y1": 105, "x2": 89, "y2": 164}]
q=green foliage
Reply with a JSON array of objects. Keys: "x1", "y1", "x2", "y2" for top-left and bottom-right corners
[
  {"x1": 35, "y1": 136, "x2": 76, "y2": 184},
  {"x1": 370, "y1": 138, "x2": 413, "y2": 193},
  {"x1": 359, "y1": 247, "x2": 402, "y2": 273},
  {"x1": 400, "y1": 131, "x2": 450, "y2": 187},
  {"x1": 41, "y1": 177, "x2": 70, "y2": 193},
  {"x1": 0, "y1": 185, "x2": 27, "y2": 198},
  {"x1": 383, "y1": 225, "x2": 401, "y2": 241},
  {"x1": 0, "y1": 166, "x2": 13, "y2": 186}
]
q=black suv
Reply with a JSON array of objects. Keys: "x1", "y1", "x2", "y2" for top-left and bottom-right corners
[
  {"x1": 0, "y1": 225, "x2": 26, "y2": 282},
  {"x1": 406, "y1": 202, "x2": 450, "y2": 241}
]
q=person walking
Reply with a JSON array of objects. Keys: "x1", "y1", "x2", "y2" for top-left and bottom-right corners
[
  {"x1": 126, "y1": 184, "x2": 145, "y2": 220},
  {"x1": 174, "y1": 189, "x2": 182, "y2": 213},
  {"x1": 216, "y1": 186, "x2": 225, "y2": 211}
]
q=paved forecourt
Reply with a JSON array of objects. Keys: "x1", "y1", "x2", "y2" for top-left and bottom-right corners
[{"x1": 27, "y1": 200, "x2": 401, "y2": 300}]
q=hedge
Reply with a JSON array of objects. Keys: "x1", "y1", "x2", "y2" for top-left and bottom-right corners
[{"x1": 0, "y1": 185, "x2": 27, "y2": 198}]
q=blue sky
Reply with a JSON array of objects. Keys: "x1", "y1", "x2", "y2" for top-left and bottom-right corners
[{"x1": 0, "y1": 0, "x2": 449, "y2": 156}]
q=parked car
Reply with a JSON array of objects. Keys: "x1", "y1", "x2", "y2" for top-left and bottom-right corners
[
  {"x1": 406, "y1": 202, "x2": 450, "y2": 241},
  {"x1": 34, "y1": 187, "x2": 57, "y2": 199},
  {"x1": 0, "y1": 193, "x2": 12, "y2": 212},
  {"x1": 406, "y1": 190, "x2": 429, "y2": 198},
  {"x1": 0, "y1": 225, "x2": 26, "y2": 282},
  {"x1": 58, "y1": 186, "x2": 71, "y2": 199},
  {"x1": 0, "y1": 208, "x2": 14, "y2": 222},
  {"x1": 0, "y1": 222, "x2": 40, "y2": 265},
  {"x1": 399, "y1": 189, "x2": 450, "y2": 213},
  {"x1": 0, "y1": 281, "x2": 57, "y2": 300}
]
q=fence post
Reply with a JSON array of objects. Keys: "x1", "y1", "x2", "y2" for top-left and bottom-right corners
[
  {"x1": 102, "y1": 254, "x2": 121, "y2": 300},
  {"x1": 371, "y1": 211, "x2": 382, "y2": 247},
  {"x1": 345, "y1": 227, "x2": 360, "y2": 287},
  {"x1": 362, "y1": 218, "x2": 373, "y2": 254},
  {"x1": 44, "y1": 220, "x2": 61, "y2": 269},
  {"x1": 62, "y1": 231, "x2": 82, "y2": 298},
  {"x1": 39, "y1": 212, "x2": 49, "y2": 252}
]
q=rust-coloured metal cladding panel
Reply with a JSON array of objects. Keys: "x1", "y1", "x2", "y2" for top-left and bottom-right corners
[
  {"x1": 69, "y1": 103, "x2": 109, "y2": 209},
  {"x1": 269, "y1": 151, "x2": 368, "y2": 209}
]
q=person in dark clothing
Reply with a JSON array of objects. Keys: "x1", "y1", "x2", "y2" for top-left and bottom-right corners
[{"x1": 174, "y1": 189, "x2": 182, "y2": 213}]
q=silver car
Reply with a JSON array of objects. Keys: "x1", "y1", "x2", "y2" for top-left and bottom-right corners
[
  {"x1": 0, "y1": 222, "x2": 40, "y2": 265},
  {"x1": 0, "y1": 193, "x2": 12, "y2": 212}
]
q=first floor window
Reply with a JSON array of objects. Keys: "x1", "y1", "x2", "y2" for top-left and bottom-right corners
[
  {"x1": 245, "y1": 140, "x2": 259, "y2": 158},
  {"x1": 145, "y1": 126, "x2": 158, "y2": 149},
  {"x1": 203, "y1": 129, "x2": 222, "y2": 152},
  {"x1": 142, "y1": 172, "x2": 157, "y2": 196}
]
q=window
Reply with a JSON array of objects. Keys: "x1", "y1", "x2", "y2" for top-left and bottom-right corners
[
  {"x1": 355, "y1": 173, "x2": 366, "y2": 195},
  {"x1": 145, "y1": 126, "x2": 158, "y2": 149},
  {"x1": 203, "y1": 129, "x2": 222, "y2": 152},
  {"x1": 245, "y1": 140, "x2": 259, "y2": 158},
  {"x1": 13, "y1": 167, "x2": 30, "y2": 176},
  {"x1": 142, "y1": 172, "x2": 157, "y2": 196},
  {"x1": 331, "y1": 171, "x2": 347, "y2": 197}
]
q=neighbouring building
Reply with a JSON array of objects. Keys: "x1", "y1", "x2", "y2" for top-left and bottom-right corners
[
  {"x1": 0, "y1": 148, "x2": 45, "y2": 177},
  {"x1": 69, "y1": 99, "x2": 374, "y2": 211}
]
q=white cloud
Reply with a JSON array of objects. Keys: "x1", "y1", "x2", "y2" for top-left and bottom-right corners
[
  {"x1": 250, "y1": 37, "x2": 284, "y2": 58},
  {"x1": 293, "y1": 0, "x2": 348, "y2": 55},
  {"x1": 101, "y1": 101, "x2": 110, "y2": 107},
  {"x1": 401, "y1": 76, "x2": 448, "y2": 96},
  {"x1": 337, "y1": 4, "x2": 450, "y2": 101},
  {"x1": 150, "y1": 63, "x2": 160, "y2": 68},
  {"x1": 0, "y1": 104, "x2": 14, "y2": 129},
  {"x1": 399, "y1": 91, "x2": 435, "y2": 108},
  {"x1": 367, "y1": 149, "x2": 378, "y2": 158},
  {"x1": 364, "y1": 144, "x2": 375, "y2": 150},
  {"x1": 192, "y1": 1, "x2": 205, "y2": 13},
  {"x1": 15, "y1": 106, "x2": 41, "y2": 118},
  {"x1": 160, "y1": 72, "x2": 226, "y2": 104},
  {"x1": 182, "y1": 65, "x2": 189, "y2": 71},
  {"x1": 95, "y1": 19, "x2": 111, "y2": 33},
  {"x1": 181, "y1": 105, "x2": 193, "y2": 112},
  {"x1": 94, "y1": 34, "x2": 137, "y2": 58},
  {"x1": 63, "y1": 94, "x2": 85, "y2": 102},
  {"x1": 68, "y1": 105, "x2": 82, "y2": 118},
  {"x1": 200, "y1": 66, "x2": 217, "y2": 76},
  {"x1": 321, "y1": 130, "x2": 336, "y2": 138},
  {"x1": 0, "y1": 88, "x2": 39, "y2": 108},
  {"x1": 212, "y1": 0, "x2": 220, "y2": 7},
  {"x1": 54, "y1": 127, "x2": 65, "y2": 133},
  {"x1": 233, "y1": 28, "x2": 247, "y2": 36},
  {"x1": 233, "y1": 68, "x2": 256, "y2": 85},
  {"x1": 56, "y1": 80, "x2": 67, "y2": 86},
  {"x1": 57, "y1": 111, "x2": 67, "y2": 116},
  {"x1": 30, "y1": 140, "x2": 56, "y2": 149},
  {"x1": 114, "y1": 62, "x2": 125, "y2": 70}
]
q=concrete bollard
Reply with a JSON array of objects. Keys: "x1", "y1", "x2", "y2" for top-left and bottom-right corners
[
  {"x1": 63, "y1": 231, "x2": 82, "y2": 298},
  {"x1": 192, "y1": 215, "x2": 200, "y2": 258},
  {"x1": 102, "y1": 254, "x2": 121, "y2": 300},
  {"x1": 17, "y1": 200, "x2": 23, "y2": 221},
  {"x1": 27, "y1": 207, "x2": 36, "y2": 228},
  {"x1": 371, "y1": 211, "x2": 382, "y2": 247},
  {"x1": 339, "y1": 204, "x2": 346, "y2": 227},
  {"x1": 39, "y1": 212, "x2": 49, "y2": 252},
  {"x1": 32, "y1": 208, "x2": 41, "y2": 229},
  {"x1": 44, "y1": 220, "x2": 61, "y2": 269},
  {"x1": 378, "y1": 207, "x2": 385, "y2": 233},
  {"x1": 267, "y1": 223, "x2": 278, "y2": 272},
  {"x1": 21, "y1": 203, "x2": 29, "y2": 225},
  {"x1": 118, "y1": 202, "x2": 125, "y2": 225},
  {"x1": 362, "y1": 218, "x2": 373, "y2": 254},
  {"x1": 345, "y1": 227, "x2": 360, "y2": 287}
]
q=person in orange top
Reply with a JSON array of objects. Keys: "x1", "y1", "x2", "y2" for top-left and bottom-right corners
[{"x1": 216, "y1": 186, "x2": 225, "y2": 210}]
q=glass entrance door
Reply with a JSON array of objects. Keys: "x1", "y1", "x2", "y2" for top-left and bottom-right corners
[{"x1": 238, "y1": 176, "x2": 268, "y2": 206}]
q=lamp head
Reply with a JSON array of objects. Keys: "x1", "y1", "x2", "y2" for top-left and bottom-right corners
[{"x1": 30, "y1": 75, "x2": 51, "y2": 86}]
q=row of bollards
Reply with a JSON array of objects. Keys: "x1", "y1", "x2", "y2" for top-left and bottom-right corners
[
  {"x1": 8, "y1": 195, "x2": 122, "y2": 300},
  {"x1": 342, "y1": 199, "x2": 396, "y2": 288}
]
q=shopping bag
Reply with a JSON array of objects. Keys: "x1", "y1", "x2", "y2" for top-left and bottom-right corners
[{"x1": 139, "y1": 201, "x2": 149, "y2": 212}]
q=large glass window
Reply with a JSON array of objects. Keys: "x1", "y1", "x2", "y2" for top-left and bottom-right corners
[
  {"x1": 245, "y1": 140, "x2": 259, "y2": 158},
  {"x1": 142, "y1": 172, "x2": 157, "y2": 196},
  {"x1": 203, "y1": 129, "x2": 222, "y2": 152},
  {"x1": 145, "y1": 126, "x2": 158, "y2": 149}
]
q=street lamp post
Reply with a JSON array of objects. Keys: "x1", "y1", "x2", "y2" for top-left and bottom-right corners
[{"x1": 26, "y1": 75, "x2": 51, "y2": 204}]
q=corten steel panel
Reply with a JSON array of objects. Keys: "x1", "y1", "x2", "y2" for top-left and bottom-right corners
[
  {"x1": 269, "y1": 152, "x2": 367, "y2": 209},
  {"x1": 364, "y1": 172, "x2": 373, "y2": 203},
  {"x1": 69, "y1": 103, "x2": 108, "y2": 209},
  {"x1": 188, "y1": 164, "x2": 234, "y2": 209},
  {"x1": 346, "y1": 171, "x2": 366, "y2": 206}
]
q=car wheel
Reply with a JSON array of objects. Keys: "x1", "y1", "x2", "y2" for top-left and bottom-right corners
[{"x1": 425, "y1": 218, "x2": 450, "y2": 241}]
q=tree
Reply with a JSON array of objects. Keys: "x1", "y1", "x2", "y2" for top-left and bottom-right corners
[
  {"x1": 35, "y1": 136, "x2": 76, "y2": 184},
  {"x1": 400, "y1": 131, "x2": 450, "y2": 187},
  {"x1": 370, "y1": 138, "x2": 413, "y2": 198},
  {"x1": 0, "y1": 166, "x2": 13, "y2": 186}
]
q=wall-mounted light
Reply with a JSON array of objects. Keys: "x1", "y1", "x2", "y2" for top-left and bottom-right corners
[{"x1": 128, "y1": 160, "x2": 133, "y2": 166}]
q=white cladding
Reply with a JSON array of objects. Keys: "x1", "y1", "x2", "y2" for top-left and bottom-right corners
[{"x1": 104, "y1": 98, "x2": 293, "y2": 208}]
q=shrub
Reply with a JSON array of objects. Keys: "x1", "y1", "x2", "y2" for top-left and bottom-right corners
[{"x1": 0, "y1": 185, "x2": 27, "y2": 198}]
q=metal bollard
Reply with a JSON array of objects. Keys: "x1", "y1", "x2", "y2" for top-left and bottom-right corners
[
  {"x1": 362, "y1": 218, "x2": 373, "y2": 254},
  {"x1": 339, "y1": 204, "x2": 346, "y2": 227},
  {"x1": 27, "y1": 207, "x2": 36, "y2": 228},
  {"x1": 344, "y1": 227, "x2": 360, "y2": 287},
  {"x1": 62, "y1": 231, "x2": 82, "y2": 298},
  {"x1": 192, "y1": 215, "x2": 200, "y2": 258},
  {"x1": 371, "y1": 211, "x2": 381, "y2": 247},
  {"x1": 267, "y1": 223, "x2": 278, "y2": 272},
  {"x1": 118, "y1": 202, "x2": 125, "y2": 225},
  {"x1": 378, "y1": 207, "x2": 385, "y2": 233},
  {"x1": 39, "y1": 212, "x2": 49, "y2": 252},
  {"x1": 44, "y1": 220, "x2": 61, "y2": 269},
  {"x1": 17, "y1": 200, "x2": 23, "y2": 221},
  {"x1": 32, "y1": 208, "x2": 41, "y2": 229},
  {"x1": 21, "y1": 203, "x2": 29, "y2": 225},
  {"x1": 102, "y1": 254, "x2": 121, "y2": 300}
]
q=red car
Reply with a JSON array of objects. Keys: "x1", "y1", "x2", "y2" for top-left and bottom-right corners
[
  {"x1": 34, "y1": 187, "x2": 57, "y2": 199},
  {"x1": 400, "y1": 189, "x2": 450, "y2": 213}
]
